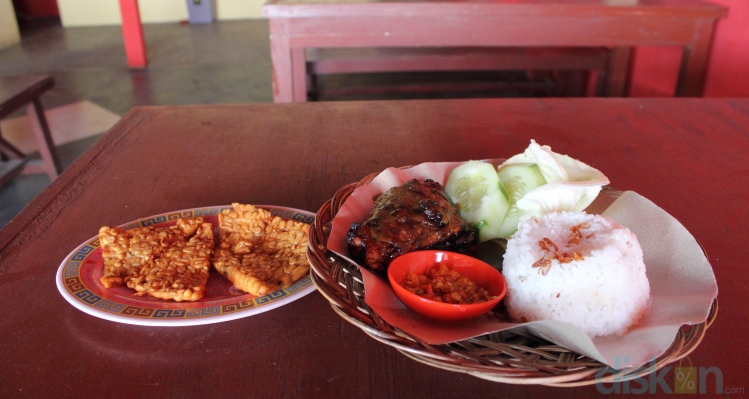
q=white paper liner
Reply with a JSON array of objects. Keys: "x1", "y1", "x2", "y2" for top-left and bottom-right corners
[{"x1": 327, "y1": 161, "x2": 717, "y2": 369}]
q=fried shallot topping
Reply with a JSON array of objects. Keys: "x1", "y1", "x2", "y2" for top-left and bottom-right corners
[
  {"x1": 531, "y1": 223, "x2": 589, "y2": 276},
  {"x1": 567, "y1": 222, "x2": 591, "y2": 246}
]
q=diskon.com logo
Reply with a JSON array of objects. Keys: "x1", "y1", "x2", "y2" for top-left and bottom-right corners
[{"x1": 595, "y1": 356, "x2": 742, "y2": 394}]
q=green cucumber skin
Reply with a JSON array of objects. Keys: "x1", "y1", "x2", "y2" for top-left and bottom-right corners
[
  {"x1": 445, "y1": 161, "x2": 509, "y2": 242},
  {"x1": 496, "y1": 163, "x2": 547, "y2": 238},
  {"x1": 497, "y1": 163, "x2": 546, "y2": 202}
]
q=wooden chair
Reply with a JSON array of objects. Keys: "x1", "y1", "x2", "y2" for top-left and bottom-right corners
[{"x1": 0, "y1": 74, "x2": 63, "y2": 184}]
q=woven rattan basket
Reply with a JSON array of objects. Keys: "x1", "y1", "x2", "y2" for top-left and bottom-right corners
[{"x1": 307, "y1": 169, "x2": 718, "y2": 386}]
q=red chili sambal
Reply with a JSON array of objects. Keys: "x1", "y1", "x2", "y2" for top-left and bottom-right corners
[{"x1": 398, "y1": 263, "x2": 496, "y2": 304}]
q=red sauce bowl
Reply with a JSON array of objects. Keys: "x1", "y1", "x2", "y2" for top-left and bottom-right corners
[{"x1": 387, "y1": 250, "x2": 506, "y2": 323}]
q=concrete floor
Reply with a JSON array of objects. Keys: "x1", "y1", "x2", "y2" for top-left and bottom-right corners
[{"x1": 1, "y1": 17, "x2": 275, "y2": 115}]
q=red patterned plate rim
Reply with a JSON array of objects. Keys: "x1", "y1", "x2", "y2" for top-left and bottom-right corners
[{"x1": 55, "y1": 205, "x2": 317, "y2": 327}]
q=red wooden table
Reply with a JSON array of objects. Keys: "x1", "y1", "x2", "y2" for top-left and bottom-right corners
[
  {"x1": 0, "y1": 98, "x2": 746, "y2": 397},
  {"x1": 262, "y1": 0, "x2": 726, "y2": 102}
]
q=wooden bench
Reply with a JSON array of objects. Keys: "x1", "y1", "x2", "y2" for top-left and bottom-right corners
[
  {"x1": 306, "y1": 47, "x2": 611, "y2": 98},
  {"x1": 0, "y1": 74, "x2": 63, "y2": 184}
]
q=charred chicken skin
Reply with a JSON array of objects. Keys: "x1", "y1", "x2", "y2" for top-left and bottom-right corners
[{"x1": 346, "y1": 179, "x2": 476, "y2": 272}]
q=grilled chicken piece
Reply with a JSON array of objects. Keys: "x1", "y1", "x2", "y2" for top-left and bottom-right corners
[{"x1": 346, "y1": 179, "x2": 475, "y2": 272}]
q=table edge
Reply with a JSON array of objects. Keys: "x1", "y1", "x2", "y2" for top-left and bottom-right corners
[{"x1": 262, "y1": 2, "x2": 728, "y2": 19}]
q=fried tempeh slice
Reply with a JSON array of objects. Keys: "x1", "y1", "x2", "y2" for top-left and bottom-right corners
[
  {"x1": 99, "y1": 223, "x2": 195, "y2": 288},
  {"x1": 98, "y1": 217, "x2": 213, "y2": 301},
  {"x1": 175, "y1": 217, "x2": 203, "y2": 237},
  {"x1": 127, "y1": 222, "x2": 215, "y2": 302},
  {"x1": 99, "y1": 226, "x2": 134, "y2": 289},
  {"x1": 125, "y1": 226, "x2": 185, "y2": 269},
  {"x1": 213, "y1": 203, "x2": 310, "y2": 296}
]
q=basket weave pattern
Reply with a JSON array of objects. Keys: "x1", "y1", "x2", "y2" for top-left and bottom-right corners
[{"x1": 307, "y1": 170, "x2": 717, "y2": 386}]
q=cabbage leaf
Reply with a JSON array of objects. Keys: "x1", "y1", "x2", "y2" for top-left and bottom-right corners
[{"x1": 498, "y1": 140, "x2": 609, "y2": 226}]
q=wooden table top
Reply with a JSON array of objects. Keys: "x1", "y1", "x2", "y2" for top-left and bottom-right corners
[
  {"x1": 263, "y1": 0, "x2": 727, "y2": 18},
  {"x1": 1, "y1": 98, "x2": 746, "y2": 397}
]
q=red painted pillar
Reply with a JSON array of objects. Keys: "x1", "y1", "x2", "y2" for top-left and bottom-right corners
[{"x1": 119, "y1": 0, "x2": 148, "y2": 68}]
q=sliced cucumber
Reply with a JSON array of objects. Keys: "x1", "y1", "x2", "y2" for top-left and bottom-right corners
[
  {"x1": 496, "y1": 163, "x2": 547, "y2": 238},
  {"x1": 445, "y1": 161, "x2": 510, "y2": 242}
]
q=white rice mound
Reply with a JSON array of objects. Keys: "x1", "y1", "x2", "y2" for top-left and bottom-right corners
[{"x1": 502, "y1": 212, "x2": 650, "y2": 338}]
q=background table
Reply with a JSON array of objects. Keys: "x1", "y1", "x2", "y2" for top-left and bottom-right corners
[
  {"x1": 1, "y1": 98, "x2": 746, "y2": 397},
  {"x1": 263, "y1": 0, "x2": 726, "y2": 102},
  {"x1": 0, "y1": 74, "x2": 63, "y2": 183}
]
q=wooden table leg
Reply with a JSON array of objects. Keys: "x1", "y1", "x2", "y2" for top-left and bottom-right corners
[
  {"x1": 604, "y1": 47, "x2": 632, "y2": 97},
  {"x1": 291, "y1": 47, "x2": 308, "y2": 102},
  {"x1": 0, "y1": 135, "x2": 26, "y2": 159},
  {"x1": 25, "y1": 99, "x2": 63, "y2": 181},
  {"x1": 269, "y1": 20, "x2": 293, "y2": 103},
  {"x1": 119, "y1": 0, "x2": 148, "y2": 68},
  {"x1": 269, "y1": 20, "x2": 308, "y2": 103},
  {"x1": 676, "y1": 20, "x2": 717, "y2": 97},
  {"x1": 0, "y1": 127, "x2": 29, "y2": 185}
]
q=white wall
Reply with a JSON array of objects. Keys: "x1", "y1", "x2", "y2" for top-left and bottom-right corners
[
  {"x1": 58, "y1": 0, "x2": 262, "y2": 27},
  {"x1": 0, "y1": 0, "x2": 21, "y2": 49},
  {"x1": 218, "y1": 0, "x2": 262, "y2": 20}
]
